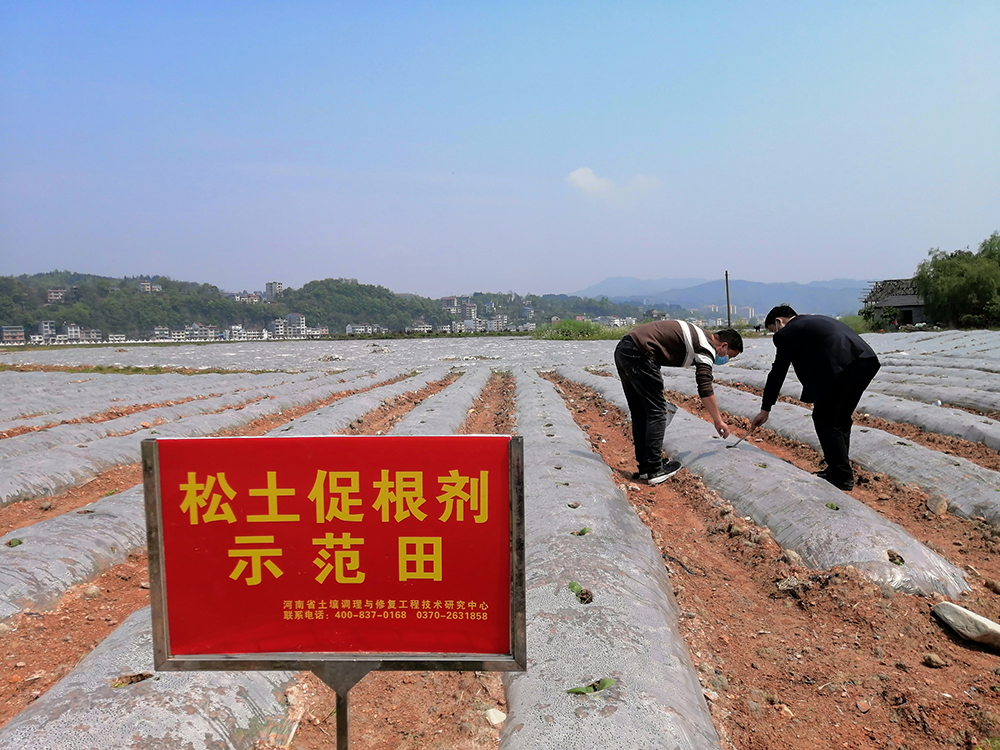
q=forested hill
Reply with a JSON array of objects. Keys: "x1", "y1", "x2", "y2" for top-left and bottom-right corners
[{"x1": 0, "y1": 272, "x2": 646, "y2": 337}]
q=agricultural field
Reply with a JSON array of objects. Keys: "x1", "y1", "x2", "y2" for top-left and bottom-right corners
[{"x1": 1, "y1": 331, "x2": 999, "y2": 750}]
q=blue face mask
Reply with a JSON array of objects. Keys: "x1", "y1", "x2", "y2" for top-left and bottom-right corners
[{"x1": 714, "y1": 355, "x2": 729, "y2": 366}]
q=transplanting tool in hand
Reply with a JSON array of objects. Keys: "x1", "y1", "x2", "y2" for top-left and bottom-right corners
[{"x1": 726, "y1": 427, "x2": 755, "y2": 449}]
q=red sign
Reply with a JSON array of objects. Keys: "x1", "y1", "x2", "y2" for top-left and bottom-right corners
[{"x1": 145, "y1": 435, "x2": 519, "y2": 661}]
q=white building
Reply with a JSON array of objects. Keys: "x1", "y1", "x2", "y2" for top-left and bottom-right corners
[{"x1": 284, "y1": 313, "x2": 307, "y2": 338}]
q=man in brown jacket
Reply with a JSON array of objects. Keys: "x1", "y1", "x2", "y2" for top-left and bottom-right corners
[{"x1": 615, "y1": 320, "x2": 743, "y2": 484}]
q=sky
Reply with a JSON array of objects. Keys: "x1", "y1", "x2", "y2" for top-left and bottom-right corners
[{"x1": 2, "y1": 2, "x2": 998, "y2": 298}]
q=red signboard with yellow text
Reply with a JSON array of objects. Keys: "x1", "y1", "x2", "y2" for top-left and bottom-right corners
[{"x1": 142, "y1": 435, "x2": 525, "y2": 670}]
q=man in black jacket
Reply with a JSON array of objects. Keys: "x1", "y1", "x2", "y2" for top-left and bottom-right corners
[{"x1": 750, "y1": 305, "x2": 880, "y2": 491}]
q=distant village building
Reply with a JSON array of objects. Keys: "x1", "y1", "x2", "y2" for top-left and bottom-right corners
[
  {"x1": 38, "y1": 321, "x2": 57, "y2": 341},
  {"x1": 61, "y1": 322, "x2": 81, "y2": 341},
  {"x1": 185, "y1": 323, "x2": 219, "y2": 341},
  {"x1": 284, "y1": 313, "x2": 307, "y2": 338},
  {"x1": 345, "y1": 324, "x2": 387, "y2": 335},
  {"x1": 485, "y1": 315, "x2": 509, "y2": 332},
  {"x1": 47, "y1": 288, "x2": 66, "y2": 303},
  {"x1": 224, "y1": 325, "x2": 265, "y2": 341},
  {"x1": 265, "y1": 281, "x2": 284, "y2": 301},
  {"x1": 227, "y1": 292, "x2": 262, "y2": 303},
  {"x1": 862, "y1": 278, "x2": 926, "y2": 325},
  {"x1": 1, "y1": 326, "x2": 25, "y2": 344}
]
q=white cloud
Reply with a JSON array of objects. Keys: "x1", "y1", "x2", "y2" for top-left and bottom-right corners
[
  {"x1": 566, "y1": 167, "x2": 615, "y2": 195},
  {"x1": 565, "y1": 168, "x2": 661, "y2": 202}
]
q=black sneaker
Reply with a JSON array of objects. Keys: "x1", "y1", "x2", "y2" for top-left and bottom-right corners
[
  {"x1": 632, "y1": 466, "x2": 662, "y2": 481},
  {"x1": 646, "y1": 460, "x2": 681, "y2": 485},
  {"x1": 816, "y1": 472, "x2": 853, "y2": 491}
]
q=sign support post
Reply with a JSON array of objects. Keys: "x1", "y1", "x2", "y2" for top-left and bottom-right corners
[{"x1": 311, "y1": 661, "x2": 380, "y2": 749}]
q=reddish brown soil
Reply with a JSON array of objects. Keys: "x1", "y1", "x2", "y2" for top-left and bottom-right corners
[{"x1": 546, "y1": 373, "x2": 1000, "y2": 750}]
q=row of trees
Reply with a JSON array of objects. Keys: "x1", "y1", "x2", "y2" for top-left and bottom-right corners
[
  {"x1": 0, "y1": 273, "x2": 647, "y2": 339},
  {"x1": 913, "y1": 232, "x2": 1000, "y2": 328},
  {"x1": 0, "y1": 274, "x2": 283, "y2": 337}
]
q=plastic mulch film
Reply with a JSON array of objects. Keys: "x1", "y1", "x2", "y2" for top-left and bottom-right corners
[
  {"x1": 0, "y1": 369, "x2": 405, "y2": 506},
  {"x1": 854, "y1": 390, "x2": 1000, "y2": 453},
  {"x1": 0, "y1": 371, "x2": 343, "y2": 462},
  {"x1": 867, "y1": 380, "x2": 1000, "y2": 414},
  {"x1": 0, "y1": 367, "x2": 431, "y2": 622},
  {"x1": 0, "y1": 608, "x2": 297, "y2": 750},
  {"x1": 391, "y1": 366, "x2": 495, "y2": 436},
  {"x1": 501, "y1": 368, "x2": 721, "y2": 750},
  {"x1": 0, "y1": 370, "x2": 296, "y2": 427},
  {"x1": 269, "y1": 365, "x2": 453, "y2": 437},
  {"x1": 559, "y1": 367, "x2": 970, "y2": 599},
  {"x1": 656, "y1": 367, "x2": 1000, "y2": 525},
  {"x1": 717, "y1": 363, "x2": 1000, "y2": 452}
]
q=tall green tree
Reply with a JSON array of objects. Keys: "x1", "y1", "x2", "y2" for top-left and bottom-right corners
[{"x1": 913, "y1": 232, "x2": 1000, "y2": 327}]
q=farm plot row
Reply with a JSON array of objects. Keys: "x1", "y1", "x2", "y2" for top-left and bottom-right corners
[{"x1": 1, "y1": 332, "x2": 999, "y2": 749}]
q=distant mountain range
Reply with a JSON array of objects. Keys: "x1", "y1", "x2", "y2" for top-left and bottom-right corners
[{"x1": 574, "y1": 277, "x2": 873, "y2": 318}]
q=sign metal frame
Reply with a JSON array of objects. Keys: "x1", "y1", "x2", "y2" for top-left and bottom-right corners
[{"x1": 141, "y1": 435, "x2": 526, "y2": 674}]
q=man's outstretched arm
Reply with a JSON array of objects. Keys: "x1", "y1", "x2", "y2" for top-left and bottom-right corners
[{"x1": 700, "y1": 394, "x2": 731, "y2": 438}]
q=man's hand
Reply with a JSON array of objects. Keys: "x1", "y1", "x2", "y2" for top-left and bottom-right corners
[
  {"x1": 750, "y1": 410, "x2": 770, "y2": 430},
  {"x1": 714, "y1": 420, "x2": 730, "y2": 439}
]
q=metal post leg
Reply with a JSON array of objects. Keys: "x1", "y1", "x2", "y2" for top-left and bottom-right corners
[{"x1": 311, "y1": 661, "x2": 380, "y2": 750}]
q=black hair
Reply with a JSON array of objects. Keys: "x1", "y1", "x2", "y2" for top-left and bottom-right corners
[
  {"x1": 714, "y1": 328, "x2": 743, "y2": 353},
  {"x1": 764, "y1": 304, "x2": 798, "y2": 328}
]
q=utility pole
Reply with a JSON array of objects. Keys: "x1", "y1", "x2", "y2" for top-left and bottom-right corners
[{"x1": 725, "y1": 271, "x2": 732, "y2": 328}]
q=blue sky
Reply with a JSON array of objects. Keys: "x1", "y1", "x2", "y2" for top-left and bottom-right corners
[{"x1": 2, "y1": 2, "x2": 998, "y2": 298}]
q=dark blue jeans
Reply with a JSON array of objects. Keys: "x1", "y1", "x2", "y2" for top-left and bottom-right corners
[{"x1": 614, "y1": 335, "x2": 675, "y2": 474}]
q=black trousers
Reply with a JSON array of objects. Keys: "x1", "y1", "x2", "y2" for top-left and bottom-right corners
[
  {"x1": 811, "y1": 356, "x2": 880, "y2": 484},
  {"x1": 614, "y1": 336, "x2": 675, "y2": 474}
]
